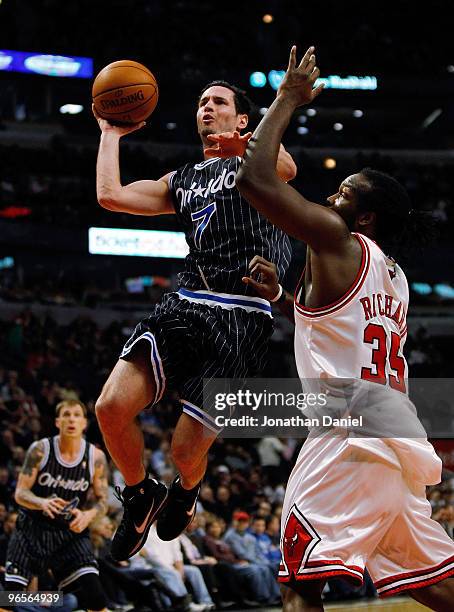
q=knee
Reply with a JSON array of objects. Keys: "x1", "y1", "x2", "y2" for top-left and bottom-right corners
[{"x1": 95, "y1": 391, "x2": 123, "y2": 432}]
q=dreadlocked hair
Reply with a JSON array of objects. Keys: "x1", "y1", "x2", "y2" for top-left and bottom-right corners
[{"x1": 357, "y1": 168, "x2": 438, "y2": 259}]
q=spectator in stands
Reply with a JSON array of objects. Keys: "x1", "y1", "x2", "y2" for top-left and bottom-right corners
[
  {"x1": 248, "y1": 515, "x2": 281, "y2": 570},
  {"x1": 140, "y1": 525, "x2": 214, "y2": 611},
  {"x1": 223, "y1": 511, "x2": 281, "y2": 604}
]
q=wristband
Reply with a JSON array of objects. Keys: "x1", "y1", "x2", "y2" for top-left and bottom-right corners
[{"x1": 270, "y1": 284, "x2": 284, "y2": 303}]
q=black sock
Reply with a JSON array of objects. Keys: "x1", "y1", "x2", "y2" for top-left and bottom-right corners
[
  {"x1": 174, "y1": 475, "x2": 201, "y2": 500},
  {"x1": 124, "y1": 474, "x2": 153, "y2": 498}
]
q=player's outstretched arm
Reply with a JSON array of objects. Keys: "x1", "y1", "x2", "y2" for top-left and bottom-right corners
[
  {"x1": 15, "y1": 441, "x2": 67, "y2": 517},
  {"x1": 236, "y1": 47, "x2": 348, "y2": 253},
  {"x1": 93, "y1": 105, "x2": 175, "y2": 216}
]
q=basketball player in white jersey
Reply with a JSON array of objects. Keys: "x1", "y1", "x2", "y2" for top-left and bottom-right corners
[{"x1": 236, "y1": 46, "x2": 454, "y2": 611}]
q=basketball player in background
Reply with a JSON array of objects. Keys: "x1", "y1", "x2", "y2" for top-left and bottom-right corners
[
  {"x1": 5, "y1": 400, "x2": 108, "y2": 612},
  {"x1": 93, "y1": 81, "x2": 295, "y2": 561},
  {"x1": 236, "y1": 46, "x2": 454, "y2": 611}
]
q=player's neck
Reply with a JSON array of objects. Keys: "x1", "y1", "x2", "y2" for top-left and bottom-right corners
[{"x1": 58, "y1": 435, "x2": 83, "y2": 459}]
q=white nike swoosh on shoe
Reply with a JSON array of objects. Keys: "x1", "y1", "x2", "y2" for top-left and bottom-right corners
[
  {"x1": 186, "y1": 499, "x2": 197, "y2": 517},
  {"x1": 134, "y1": 500, "x2": 155, "y2": 533}
]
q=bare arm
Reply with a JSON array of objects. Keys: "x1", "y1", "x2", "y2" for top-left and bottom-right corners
[
  {"x1": 90, "y1": 448, "x2": 109, "y2": 519},
  {"x1": 236, "y1": 47, "x2": 350, "y2": 253},
  {"x1": 69, "y1": 447, "x2": 109, "y2": 533},
  {"x1": 94, "y1": 107, "x2": 175, "y2": 216},
  {"x1": 15, "y1": 441, "x2": 67, "y2": 517}
]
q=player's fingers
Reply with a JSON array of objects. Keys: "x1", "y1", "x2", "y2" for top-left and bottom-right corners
[
  {"x1": 312, "y1": 83, "x2": 325, "y2": 99},
  {"x1": 250, "y1": 261, "x2": 275, "y2": 276},
  {"x1": 310, "y1": 66, "x2": 320, "y2": 82},
  {"x1": 242, "y1": 276, "x2": 261, "y2": 290},
  {"x1": 248, "y1": 255, "x2": 268, "y2": 269},
  {"x1": 305, "y1": 54, "x2": 316, "y2": 75},
  {"x1": 299, "y1": 46, "x2": 315, "y2": 70},
  {"x1": 92, "y1": 103, "x2": 100, "y2": 119},
  {"x1": 287, "y1": 45, "x2": 297, "y2": 71},
  {"x1": 206, "y1": 134, "x2": 220, "y2": 142},
  {"x1": 240, "y1": 132, "x2": 253, "y2": 141}
]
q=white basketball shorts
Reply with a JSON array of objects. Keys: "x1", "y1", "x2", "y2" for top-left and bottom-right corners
[{"x1": 279, "y1": 435, "x2": 454, "y2": 597}]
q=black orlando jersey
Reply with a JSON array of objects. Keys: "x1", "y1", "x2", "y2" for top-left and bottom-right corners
[
  {"x1": 169, "y1": 156, "x2": 292, "y2": 294},
  {"x1": 23, "y1": 436, "x2": 95, "y2": 528}
]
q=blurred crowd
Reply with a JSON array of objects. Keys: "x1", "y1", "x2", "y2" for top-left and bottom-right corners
[
  {"x1": 0, "y1": 307, "x2": 453, "y2": 609},
  {"x1": 1, "y1": 1, "x2": 450, "y2": 79},
  {"x1": 1, "y1": 141, "x2": 454, "y2": 240}
]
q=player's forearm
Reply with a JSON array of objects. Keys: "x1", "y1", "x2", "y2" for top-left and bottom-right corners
[
  {"x1": 97, "y1": 131, "x2": 123, "y2": 208},
  {"x1": 239, "y1": 96, "x2": 296, "y2": 187},
  {"x1": 15, "y1": 488, "x2": 45, "y2": 511},
  {"x1": 276, "y1": 290, "x2": 295, "y2": 323},
  {"x1": 89, "y1": 498, "x2": 108, "y2": 520}
]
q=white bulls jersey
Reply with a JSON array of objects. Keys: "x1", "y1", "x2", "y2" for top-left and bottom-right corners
[
  {"x1": 293, "y1": 232, "x2": 441, "y2": 485},
  {"x1": 294, "y1": 233, "x2": 408, "y2": 385}
]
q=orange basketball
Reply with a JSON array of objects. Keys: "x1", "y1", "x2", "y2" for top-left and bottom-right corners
[{"x1": 92, "y1": 60, "x2": 158, "y2": 124}]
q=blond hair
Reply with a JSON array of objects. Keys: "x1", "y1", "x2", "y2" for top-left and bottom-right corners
[{"x1": 55, "y1": 399, "x2": 87, "y2": 418}]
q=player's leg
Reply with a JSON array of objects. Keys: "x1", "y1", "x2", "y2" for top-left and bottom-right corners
[
  {"x1": 280, "y1": 579, "x2": 325, "y2": 612},
  {"x1": 409, "y1": 576, "x2": 454, "y2": 611},
  {"x1": 96, "y1": 347, "x2": 168, "y2": 561},
  {"x1": 63, "y1": 574, "x2": 108, "y2": 612},
  {"x1": 157, "y1": 412, "x2": 218, "y2": 541},
  {"x1": 171, "y1": 413, "x2": 218, "y2": 489},
  {"x1": 95, "y1": 347, "x2": 156, "y2": 485}
]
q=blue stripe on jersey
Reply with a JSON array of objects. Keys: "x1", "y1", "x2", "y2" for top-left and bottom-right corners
[{"x1": 178, "y1": 288, "x2": 272, "y2": 313}]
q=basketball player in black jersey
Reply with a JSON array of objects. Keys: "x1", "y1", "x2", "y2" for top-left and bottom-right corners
[
  {"x1": 5, "y1": 400, "x2": 108, "y2": 612},
  {"x1": 93, "y1": 81, "x2": 295, "y2": 561}
]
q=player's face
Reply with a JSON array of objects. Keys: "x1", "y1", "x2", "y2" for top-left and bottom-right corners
[
  {"x1": 197, "y1": 86, "x2": 248, "y2": 141},
  {"x1": 55, "y1": 405, "x2": 87, "y2": 438},
  {"x1": 325, "y1": 173, "x2": 368, "y2": 229}
]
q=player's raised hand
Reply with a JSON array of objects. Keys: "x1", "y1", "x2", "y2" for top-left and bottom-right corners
[
  {"x1": 242, "y1": 255, "x2": 280, "y2": 301},
  {"x1": 205, "y1": 131, "x2": 253, "y2": 158},
  {"x1": 277, "y1": 45, "x2": 324, "y2": 108},
  {"x1": 92, "y1": 104, "x2": 146, "y2": 137},
  {"x1": 41, "y1": 496, "x2": 67, "y2": 519}
]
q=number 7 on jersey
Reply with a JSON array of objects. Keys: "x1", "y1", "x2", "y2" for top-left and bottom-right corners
[{"x1": 191, "y1": 202, "x2": 217, "y2": 250}]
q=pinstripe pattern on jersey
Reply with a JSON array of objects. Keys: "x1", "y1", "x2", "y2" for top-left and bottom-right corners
[
  {"x1": 24, "y1": 436, "x2": 94, "y2": 528},
  {"x1": 121, "y1": 292, "x2": 273, "y2": 412},
  {"x1": 6, "y1": 513, "x2": 98, "y2": 588},
  {"x1": 21, "y1": 436, "x2": 93, "y2": 528},
  {"x1": 170, "y1": 156, "x2": 291, "y2": 294}
]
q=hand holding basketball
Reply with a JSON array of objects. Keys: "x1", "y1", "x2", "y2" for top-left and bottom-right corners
[{"x1": 92, "y1": 104, "x2": 145, "y2": 136}]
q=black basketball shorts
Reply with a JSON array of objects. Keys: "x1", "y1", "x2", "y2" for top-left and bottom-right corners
[
  {"x1": 5, "y1": 513, "x2": 99, "y2": 590},
  {"x1": 120, "y1": 288, "x2": 274, "y2": 432}
]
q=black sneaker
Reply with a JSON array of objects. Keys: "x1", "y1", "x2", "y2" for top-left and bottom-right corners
[
  {"x1": 156, "y1": 475, "x2": 200, "y2": 541},
  {"x1": 111, "y1": 476, "x2": 168, "y2": 561}
]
